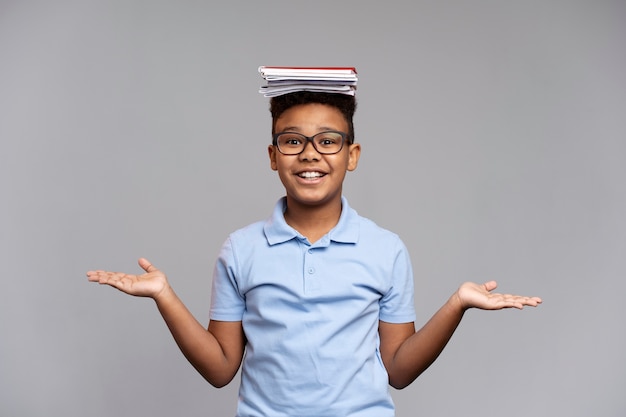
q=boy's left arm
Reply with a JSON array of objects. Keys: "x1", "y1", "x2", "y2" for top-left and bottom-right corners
[{"x1": 379, "y1": 281, "x2": 541, "y2": 389}]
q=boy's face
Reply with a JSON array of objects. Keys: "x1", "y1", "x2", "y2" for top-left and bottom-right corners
[{"x1": 268, "y1": 103, "x2": 360, "y2": 210}]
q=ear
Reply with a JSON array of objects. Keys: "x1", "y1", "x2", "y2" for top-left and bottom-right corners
[
  {"x1": 347, "y1": 142, "x2": 361, "y2": 172},
  {"x1": 268, "y1": 145, "x2": 278, "y2": 171}
]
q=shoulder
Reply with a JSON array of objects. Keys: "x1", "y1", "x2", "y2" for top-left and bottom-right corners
[
  {"x1": 338, "y1": 206, "x2": 410, "y2": 267},
  {"x1": 339, "y1": 198, "x2": 403, "y2": 244},
  {"x1": 359, "y1": 215, "x2": 399, "y2": 238},
  {"x1": 353, "y1": 211, "x2": 404, "y2": 248},
  {"x1": 221, "y1": 219, "x2": 268, "y2": 256}
]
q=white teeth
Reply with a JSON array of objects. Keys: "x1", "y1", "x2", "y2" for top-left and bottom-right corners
[{"x1": 299, "y1": 172, "x2": 323, "y2": 178}]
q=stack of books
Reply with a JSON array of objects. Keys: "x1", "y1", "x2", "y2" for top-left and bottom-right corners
[{"x1": 258, "y1": 66, "x2": 358, "y2": 97}]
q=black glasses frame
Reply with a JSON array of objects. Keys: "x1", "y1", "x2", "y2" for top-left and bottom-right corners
[{"x1": 272, "y1": 131, "x2": 348, "y2": 155}]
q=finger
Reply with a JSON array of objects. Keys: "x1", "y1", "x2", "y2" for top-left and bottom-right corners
[
  {"x1": 500, "y1": 299, "x2": 524, "y2": 310},
  {"x1": 103, "y1": 272, "x2": 138, "y2": 291},
  {"x1": 507, "y1": 295, "x2": 542, "y2": 309},
  {"x1": 138, "y1": 257, "x2": 157, "y2": 273},
  {"x1": 523, "y1": 296, "x2": 543, "y2": 306},
  {"x1": 86, "y1": 270, "x2": 112, "y2": 283},
  {"x1": 86, "y1": 270, "x2": 107, "y2": 279},
  {"x1": 90, "y1": 271, "x2": 126, "y2": 286},
  {"x1": 483, "y1": 280, "x2": 498, "y2": 292},
  {"x1": 99, "y1": 272, "x2": 121, "y2": 285}
]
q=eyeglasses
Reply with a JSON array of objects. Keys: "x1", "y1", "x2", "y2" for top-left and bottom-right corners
[{"x1": 272, "y1": 131, "x2": 348, "y2": 155}]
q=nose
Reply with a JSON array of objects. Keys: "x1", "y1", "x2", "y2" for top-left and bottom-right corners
[{"x1": 299, "y1": 138, "x2": 321, "y2": 160}]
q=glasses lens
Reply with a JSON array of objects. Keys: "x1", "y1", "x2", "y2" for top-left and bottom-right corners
[
  {"x1": 276, "y1": 132, "x2": 345, "y2": 155},
  {"x1": 313, "y1": 132, "x2": 344, "y2": 154},
  {"x1": 276, "y1": 133, "x2": 305, "y2": 154}
]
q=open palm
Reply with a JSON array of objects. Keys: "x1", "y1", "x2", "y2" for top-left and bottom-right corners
[
  {"x1": 457, "y1": 281, "x2": 542, "y2": 310},
  {"x1": 87, "y1": 258, "x2": 168, "y2": 299}
]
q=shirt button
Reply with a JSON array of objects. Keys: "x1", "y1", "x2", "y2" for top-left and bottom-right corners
[
  {"x1": 308, "y1": 249, "x2": 313, "y2": 254},
  {"x1": 308, "y1": 267, "x2": 315, "y2": 274}
]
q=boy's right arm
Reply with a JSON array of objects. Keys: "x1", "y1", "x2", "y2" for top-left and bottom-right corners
[{"x1": 87, "y1": 258, "x2": 245, "y2": 388}]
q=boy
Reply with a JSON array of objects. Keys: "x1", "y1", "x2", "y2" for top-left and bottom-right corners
[{"x1": 88, "y1": 76, "x2": 541, "y2": 416}]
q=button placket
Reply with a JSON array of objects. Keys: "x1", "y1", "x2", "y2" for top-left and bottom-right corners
[{"x1": 304, "y1": 247, "x2": 320, "y2": 292}]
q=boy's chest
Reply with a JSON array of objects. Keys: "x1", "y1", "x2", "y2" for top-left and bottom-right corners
[
  {"x1": 238, "y1": 243, "x2": 389, "y2": 347},
  {"x1": 238, "y1": 241, "x2": 391, "y2": 301}
]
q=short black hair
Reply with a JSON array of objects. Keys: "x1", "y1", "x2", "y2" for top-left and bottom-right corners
[{"x1": 270, "y1": 92, "x2": 357, "y2": 142}]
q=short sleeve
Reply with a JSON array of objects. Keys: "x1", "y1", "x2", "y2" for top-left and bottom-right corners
[
  {"x1": 378, "y1": 239, "x2": 416, "y2": 323},
  {"x1": 209, "y1": 236, "x2": 246, "y2": 321}
]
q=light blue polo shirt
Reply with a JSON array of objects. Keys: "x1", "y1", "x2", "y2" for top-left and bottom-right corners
[{"x1": 210, "y1": 197, "x2": 416, "y2": 417}]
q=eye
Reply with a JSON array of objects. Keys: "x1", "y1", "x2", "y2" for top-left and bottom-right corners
[
  {"x1": 315, "y1": 133, "x2": 342, "y2": 147},
  {"x1": 278, "y1": 134, "x2": 304, "y2": 147}
]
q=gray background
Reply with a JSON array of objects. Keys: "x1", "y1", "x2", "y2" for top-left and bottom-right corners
[{"x1": 1, "y1": 1, "x2": 624, "y2": 416}]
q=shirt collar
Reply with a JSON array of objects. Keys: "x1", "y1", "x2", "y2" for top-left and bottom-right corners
[{"x1": 264, "y1": 196, "x2": 360, "y2": 246}]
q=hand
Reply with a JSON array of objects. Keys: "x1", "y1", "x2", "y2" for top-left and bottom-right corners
[
  {"x1": 87, "y1": 258, "x2": 170, "y2": 300},
  {"x1": 455, "y1": 281, "x2": 542, "y2": 311}
]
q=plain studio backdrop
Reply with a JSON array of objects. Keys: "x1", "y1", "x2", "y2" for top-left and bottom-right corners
[{"x1": 1, "y1": 1, "x2": 624, "y2": 416}]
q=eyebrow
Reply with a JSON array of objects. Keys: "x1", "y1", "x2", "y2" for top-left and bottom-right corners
[{"x1": 278, "y1": 125, "x2": 338, "y2": 132}]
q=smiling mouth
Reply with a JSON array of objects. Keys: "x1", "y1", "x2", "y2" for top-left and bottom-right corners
[{"x1": 298, "y1": 171, "x2": 325, "y2": 179}]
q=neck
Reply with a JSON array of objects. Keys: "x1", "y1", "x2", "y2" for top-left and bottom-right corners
[{"x1": 283, "y1": 196, "x2": 343, "y2": 244}]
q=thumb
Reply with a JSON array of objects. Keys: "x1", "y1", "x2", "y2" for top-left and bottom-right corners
[
  {"x1": 483, "y1": 280, "x2": 498, "y2": 292},
  {"x1": 138, "y1": 257, "x2": 158, "y2": 273}
]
